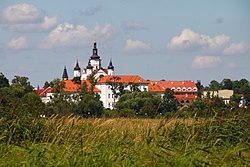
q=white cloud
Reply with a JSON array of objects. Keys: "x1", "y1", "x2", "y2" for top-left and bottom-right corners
[
  {"x1": 167, "y1": 28, "x2": 230, "y2": 51},
  {"x1": 121, "y1": 20, "x2": 147, "y2": 30},
  {"x1": 0, "y1": 3, "x2": 57, "y2": 32},
  {"x1": 124, "y1": 39, "x2": 152, "y2": 52},
  {"x1": 41, "y1": 22, "x2": 116, "y2": 48},
  {"x1": 223, "y1": 42, "x2": 248, "y2": 55},
  {"x1": 192, "y1": 55, "x2": 222, "y2": 69},
  {"x1": 6, "y1": 36, "x2": 29, "y2": 49}
]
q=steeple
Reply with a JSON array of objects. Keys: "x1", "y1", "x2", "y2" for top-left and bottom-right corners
[
  {"x1": 86, "y1": 60, "x2": 93, "y2": 69},
  {"x1": 86, "y1": 60, "x2": 93, "y2": 76},
  {"x1": 107, "y1": 58, "x2": 114, "y2": 76},
  {"x1": 62, "y1": 66, "x2": 68, "y2": 80},
  {"x1": 74, "y1": 59, "x2": 80, "y2": 70},
  {"x1": 108, "y1": 58, "x2": 114, "y2": 70},
  {"x1": 90, "y1": 41, "x2": 100, "y2": 60},
  {"x1": 73, "y1": 59, "x2": 81, "y2": 81}
]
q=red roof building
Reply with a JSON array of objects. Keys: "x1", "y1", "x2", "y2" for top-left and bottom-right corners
[
  {"x1": 148, "y1": 80, "x2": 198, "y2": 105},
  {"x1": 63, "y1": 80, "x2": 101, "y2": 93}
]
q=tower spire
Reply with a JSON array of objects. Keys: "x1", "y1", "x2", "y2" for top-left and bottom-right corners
[
  {"x1": 62, "y1": 66, "x2": 68, "y2": 80},
  {"x1": 108, "y1": 58, "x2": 114, "y2": 70},
  {"x1": 74, "y1": 59, "x2": 80, "y2": 70},
  {"x1": 90, "y1": 39, "x2": 100, "y2": 60}
]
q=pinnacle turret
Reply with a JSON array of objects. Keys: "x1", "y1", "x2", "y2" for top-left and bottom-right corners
[
  {"x1": 74, "y1": 59, "x2": 80, "y2": 70},
  {"x1": 90, "y1": 41, "x2": 100, "y2": 60},
  {"x1": 108, "y1": 59, "x2": 114, "y2": 70},
  {"x1": 62, "y1": 66, "x2": 68, "y2": 80}
]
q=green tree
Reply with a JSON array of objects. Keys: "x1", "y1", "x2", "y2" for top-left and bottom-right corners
[
  {"x1": 115, "y1": 92, "x2": 162, "y2": 117},
  {"x1": 0, "y1": 72, "x2": 9, "y2": 88},
  {"x1": 221, "y1": 78, "x2": 233, "y2": 90},
  {"x1": 43, "y1": 81, "x2": 50, "y2": 89},
  {"x1": 50, "y1": 78, "x2": 65, "y2": 93},
  {"x1": 87, "y1": 72, "x2": 98, "y2": 93},
  {"x1": 75, "y1": 94, "x2": 103, "y2": 117},
  {"x1": 11, "y1": 75, "x2": 33, "y2": 93},
  {"x1": 161, "y1": 88, "x2": 178, "y2": 113},
  {"x1": 209, "y1": 80, "x2": 221, "y2": 91},
  {"x1": 45, "y1": 93, "x2": 76, "y2": 116}
]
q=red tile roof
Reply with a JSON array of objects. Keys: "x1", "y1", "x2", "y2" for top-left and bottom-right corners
[
  {"x1": 98, "y1": 75, "x2": 149, "y2": 84},
  {"x1": 149, "y1": 80, "x2": 197, "y2": 93},
  {"x1": 35, "y1": 87, "x2": 53, "y2": 97},
  {"x1": 63, "y1": 80, "x2": 101, "y2": 93}
]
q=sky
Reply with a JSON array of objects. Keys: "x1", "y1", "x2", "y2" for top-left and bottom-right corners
[{"x1": 0, "y1": 0, "x2": 250, "y2": 87}]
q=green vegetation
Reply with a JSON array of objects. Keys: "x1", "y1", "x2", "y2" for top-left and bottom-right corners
[
  {"x1": 0, "y1": 111, "x2": 249, "y2": 166},
  {"x1": 0, "y1": 72, "x2": 250, "y2": 166}
]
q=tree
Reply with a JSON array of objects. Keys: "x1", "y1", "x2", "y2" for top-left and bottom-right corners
[
  {"x1": 221, "y1": 78, "x2": 233, "y2": 90},
  {"x1": 161, "y1": 88, "x2": 178, "y2": 113},
  {"x1": 43, "y1": 81, "x2": 50, "y2": 89},
  {"x1": 50, "y1": 78, "x2": 65, "y2": 93},
  {"x1": 115, "y1": 92, "x2": 162, "y2": 117},
  {"x1": 107, "y1": 76, "x2": 123, "y2": 105},
  {"x1": 209, "y1": 80, "x2": 221, "y2": 91},
  {"x1": 0, "y1": 72, "x2": 9, "y2": 88},
  {"x1": 87, "y1": 72, "x2": 98, "y2": 93},
  {"x1": 11, "y1": 75, "x2": 33, "y2": 93},
  {"x1": 75, "y1": 94, "x2": 103, "y2": 117}
]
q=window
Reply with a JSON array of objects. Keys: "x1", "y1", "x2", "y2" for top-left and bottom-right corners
[{"x1": 108, "y1": 94, "x2": 110, "y2": 98}]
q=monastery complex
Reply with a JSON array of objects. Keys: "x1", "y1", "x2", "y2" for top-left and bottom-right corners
[{"x1": 36, "y1": 41, "x2": 198, "y2": 109}]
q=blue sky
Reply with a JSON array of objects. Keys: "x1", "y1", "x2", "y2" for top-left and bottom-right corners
[{"x1": 0, "y1": 0, "x2": 249, "y2": 87}]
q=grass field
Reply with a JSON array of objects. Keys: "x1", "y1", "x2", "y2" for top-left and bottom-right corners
[{"x1": 0, "y1": 115, "x2": 250, "y2": 166}]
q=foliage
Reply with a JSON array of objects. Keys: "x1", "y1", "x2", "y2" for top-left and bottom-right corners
[
  {"x1": 115, "y1": 92, "x2": 162, "y2": 117},
  {"x1": 161, "y1": 88, "x2": 178, "y2": 113},
  {"x1": 50, "y1": 78, "x2": 65, "y2": 93},
  {"x1": 0, "y1": 111, "x2": 249, "y2": 166},
  {"x1": 0, "y1": 72, "x2": 9, "y2": 88},
  {"x1": 74, "y1": 93, "x2": 103, "y2": 117}
]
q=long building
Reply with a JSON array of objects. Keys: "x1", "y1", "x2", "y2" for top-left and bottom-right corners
[{"x1": 36, "y1": 40, "x2": 198, "y2": 108}]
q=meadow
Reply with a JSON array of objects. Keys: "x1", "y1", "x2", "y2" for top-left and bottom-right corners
[{"x1": 0, "y1": 111, "x2": 250, "y2": 167}]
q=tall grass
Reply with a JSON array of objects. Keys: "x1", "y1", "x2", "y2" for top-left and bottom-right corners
[{"x1": 0, "y1": 113, "x2": 250, "y2": 166}]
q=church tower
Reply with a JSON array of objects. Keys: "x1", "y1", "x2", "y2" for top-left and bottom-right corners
[
  {"x1": 107, "y1": 59, "x2": 114, "y2": 76},
  {"x1": 89, "y1": 40, "x2": 101, "y2": 70},
  {"x1": 73, "y1": 59, "x2": 81, "y2": 82},
  {"x1": 62, "y1": 66, "x2": 68, "y2": 80},
  {"x1": 86, "y1": 60, "x2": 93, "y2": 76}
]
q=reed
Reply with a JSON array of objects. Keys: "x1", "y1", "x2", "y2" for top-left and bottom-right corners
[{"x1": 0, "y1": 113, "x2": 249, "y2": 166}]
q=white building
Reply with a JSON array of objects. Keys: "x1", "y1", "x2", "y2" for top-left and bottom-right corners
[
  {"x1": 203, "y1": 89, "x2": 233, "y2": 104},
  {"x1": 96, "y1": 75, "x2": 149, "y2": 109}
]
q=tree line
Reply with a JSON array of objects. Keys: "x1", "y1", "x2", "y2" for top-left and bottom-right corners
[{"x1": 0, "y1": 72, "x2": 249, "y2": 119}]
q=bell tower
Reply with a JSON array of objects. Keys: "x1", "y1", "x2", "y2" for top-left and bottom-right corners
[{"x1": 89, "y1": 40, "x2": 101, "y2": 70}]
